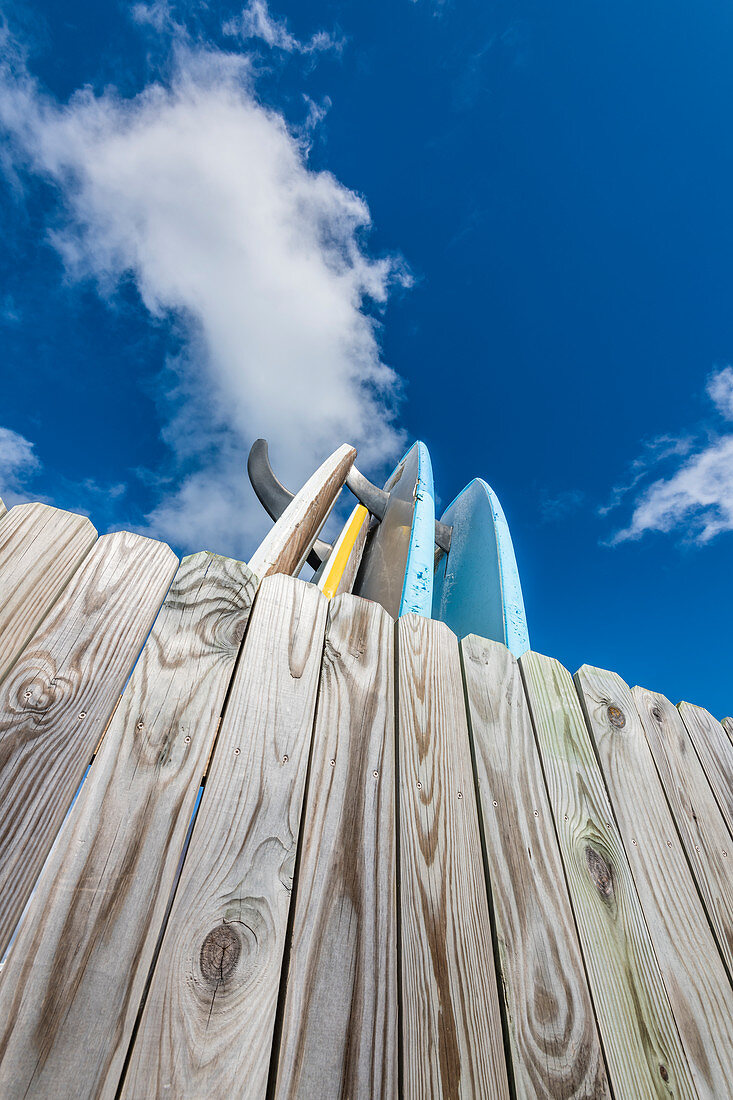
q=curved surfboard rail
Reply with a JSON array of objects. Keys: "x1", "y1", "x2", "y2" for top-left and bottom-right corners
[
  {"x1": 433, "y1": 477, "x2": 530, "y2": 657},
  {"x1": 352, "y1": 441, "x2": 435, "y2": 619}
]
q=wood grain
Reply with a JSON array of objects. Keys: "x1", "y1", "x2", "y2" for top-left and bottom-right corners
[
  {"x1": 122, "y1": 574, "x2": 328, "y2": 1099},
  {"x1": 274, "y1": 594, "x2": 397, "y2": 1099},
  {"x1": 248, "y1": 445, "x2": 356, "y2": 581},
  {"x1": 0, "y1": 503, "x2": 97, "y2": 685},
  {"x1": 398, "y1": 615, "x2": 510, "y2": 1100},
  {"x1": 576, "y1": 666, "x2": 733, "y2": 1099},
  {"x1": 0, "y1": 530, "x2": 177, "y2": 961},
  {"x1": 634, "y1": 686, "x2": 733, "y2": 979},
  {"x1": 520, "y1": 651, "x2": 696, "y2": 1100},
  {"x1": 462, "y1": 636, "x2": 609, "y2": 1100},
  {"x1": 0, "y1": 497, "x2": 6, "y2": 521},
  {"x1": 723, "y1": 716, "x2": 733, "y2": 745},
  {"x1": 0, "y1": 551, "x2": 256, "y2": 1099},
  {"x1": 678, "y1": 701, "x2": 733, "y2": 838}
]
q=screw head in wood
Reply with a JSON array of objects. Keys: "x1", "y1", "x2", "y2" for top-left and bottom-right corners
[{"x1": 234, "y1": 748, "x2": 240, "y2": 755}]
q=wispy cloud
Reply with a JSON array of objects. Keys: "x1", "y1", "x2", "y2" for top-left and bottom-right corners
[
  {"x1": 0, "y1": 424, "x2": 40, "y2": 505},
  {"x1": 223, "y1": 1, "x2": 344, "y2": 57},
  {"x1": 606, "y1": 366, "x2": 733, "y2": 545},
  {"x1": 0, "y1": 10, "x2": 405, "y2": 556}
]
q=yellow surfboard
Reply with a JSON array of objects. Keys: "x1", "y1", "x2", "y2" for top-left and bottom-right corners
[{"x1": 317, "y1": 504, "x2": 370, "y2": 599}]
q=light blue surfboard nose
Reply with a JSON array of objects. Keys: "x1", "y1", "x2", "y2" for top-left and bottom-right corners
[{"x1": 432, "y1": 477, "x2": 529, "y2": 656}]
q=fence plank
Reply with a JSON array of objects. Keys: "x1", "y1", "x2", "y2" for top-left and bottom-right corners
[
  {"x1": 0, "y1": 503, "x2": 97, "y2": 684},
  {"x1": 678, "y1": 701, "x2": 733, "y2": 837},
  {"x1": 0, "y1": 497, "x2": 6, "y2": 520},
  {"x1": 274, "y1": 594, "x2": 397, "y2": 1099},
  {"x1": 398, "y1": 615, "x2": 509, "y2": 1100},
  {"x1": 723, "y1": 716, "x2": 733, "y2": 745},
  {"x1": 122, "y1": 574, "x2": 328, "y2": 1099},
  {"x1": 634, "y1": 687, "x2": 733, "y2": 978},
  {"x1": 0, "y1": 551, "x2": 256, "y2": 1099},
  {"x1": 0, "y1": 530, "x2": 176, "y2": 961},
  {"x1": 520, "y1": 652, "x2": 696, "y2": 1100},
  {"x1": 248, "y1": 445, "x2": 356, "y2": 581},
  {"x1": 576, "y1": 666, "x2": 733, "y2": 1099},
  {"x1": 462, "y1": 636, "x2": 609, "y2": 1100}
]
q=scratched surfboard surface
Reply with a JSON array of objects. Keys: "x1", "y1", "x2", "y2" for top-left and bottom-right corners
[
  {"x1": 432, "y1": 478, "x2": 529, "y2": 656},
  {"x1": 353, "y1": 442, "x2": 434, "y2": 618}
]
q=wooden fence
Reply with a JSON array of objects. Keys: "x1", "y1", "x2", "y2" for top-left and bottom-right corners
[{"x1": 0, "y1": 490, "x2": 732, "y2": 1098}]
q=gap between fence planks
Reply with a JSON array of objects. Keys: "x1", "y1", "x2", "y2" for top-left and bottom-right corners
[
  {"x1": 521, "y1": 651, "x2": 697, "y2": 1100},
  {"x1": 0, "y1": 530, "x2": 177, "y2": 961},
  {"x1": 0, "y1": 551, "x2": 256, "y2": 1099},
  {"x1": 398, "y1": 615, "x2": 509, "y2": 1100},
  {"x1": 634, "y1": 686, "x2": 733, "y2": 981},
  {"x1": 0, "y1": 503, "x2": 97, "y2": 686},
  {"x1": 273, "y1": 594, "x2": 397, "y2": 1099},
  {"x1": 248, "y1": 445, "x2": 356, "y2": 581},
  {"x1": 122, "y1": 574, "x2": 328, "y2": 1099},
  {"x1": 462, "y1": 636, "x2": 610, "y2": 1100},
  {"x1": 678, "y1": 701, "x2": 733, "y2": 839},
  {"x1": 576, "y1": 666, "x2": 733, "y2": 1099}
]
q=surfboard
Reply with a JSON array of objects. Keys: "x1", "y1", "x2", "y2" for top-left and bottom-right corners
[
  {"x1": 317, "y1": 503, "x2": 370, "y2": 598},
  {"x1": 432, "y1": 477, "x2": 529, "y2": 656},
  {"x1": 353, "y1": 441, "x2": 435, "y2": 618}
]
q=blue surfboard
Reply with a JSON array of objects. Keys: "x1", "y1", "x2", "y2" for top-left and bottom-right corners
[
  {"x1": 432, "y1": 478, "x2": 529, "y2": 656},
  {"x1": 353, "y1": 441, "x2": 435, "y2": 618}
]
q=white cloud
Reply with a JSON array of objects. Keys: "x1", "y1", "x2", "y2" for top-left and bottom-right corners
[
  {"x1": 0, "y1": 425, "x2": 40, "y2": 505},
  {"x1": 706, "y1": 364, "x2": 733, "y2": 420},
  {"x1": 0, "y1": 21, "x2": 405, "y2": 556},
  {"x1": 609, "y1": 367, "x2": 733, "y2": 545},
  {"x1": 223, "y1": 1, "x2": 343, "y2": 56}
]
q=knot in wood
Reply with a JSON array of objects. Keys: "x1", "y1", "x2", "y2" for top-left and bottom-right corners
[
  {"x1": 200, "y1": 922, "x2": 241, "y2": 984},
  {"x1": 585, "y1": 845, "x2": 614, "y2": 903},
  {"x1": 606, "y1": 705, "x2": 625, "y2": 729},
  {"x1": 651, "y1": 706, "x2": 663, "y2": 722}
]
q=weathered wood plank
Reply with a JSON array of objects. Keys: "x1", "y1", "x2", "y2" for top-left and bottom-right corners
[
  {"x1": 0, "y1": 530, "x2": 177, "y2": 961},
  {"x1": 723, "y1": 716, "x2": 733, "y2": 745},
  {"x1": 0, "y1": 503, "x2": 97, "y2": 684},
  {"x1": 520, "y1": 651, "x2": 696, "y2": 1100},
  {"x1": 576, "y1": 666, "x2": 733, "y2": 1099},
  {"x1": 0, "y1": 496, "x2": 6, "y2": 521},
  {"x1": 678, "y1": 701, "x2": 733, "y2": 838},
  {"x1": 634, "y1": 686, "x2": 733, "y2": 979},
  {"x1": 462, "y1": 636, "x2": 609, "y2": 1100},
  {"x1": 398, "y1": 615, "x2": 509, "y2": 1100},
  {"x1": 0, "y1": 551, "x2": 256, "y2": 1098},
  {"x1": 274, "y1": 594, "x2": 397, "y2": 1099},
  {"x1": 122, "y1": 574, "x2": 328, "y2": 1099},
  {"x1": 248, "y1": 445, "x2": 356, "y2": 581}
]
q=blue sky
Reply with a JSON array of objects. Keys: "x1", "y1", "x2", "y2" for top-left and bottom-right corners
[{"x1": 1, "y1": 0, "x2": 733, "y2": 715}]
